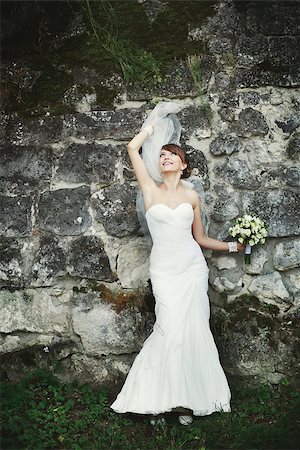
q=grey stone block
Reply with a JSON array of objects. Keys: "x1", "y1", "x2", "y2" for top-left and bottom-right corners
[
  {"x1": 71, "y1": 291, "x2": 151, "y2": 356},
  {"x1": 92, "y1": 184, "x2": 139, "y2": 237},
  {"x1": 268, "y1": 37, "x2": 299, "y2": 67},
  {"x1": 236, "y1": 67, "x2": 300, "y2": 88},
  {"x1": 215, "y1": 157, "x2": 261, "y2": 190},
  {"x1": 31, "y1": 234, "x2": 67, "y2": 285},
  {"x1": 38, "y1": 187, "x2": 91, "y2": 236},
  {"x1": 232, "y1": 108, "x2": 269, "y2": 137},
  {"x1": 178, "y1": 105, "x2": 212, "y2": 141},
  {"x1": 63, "y1": 108, "x2": 145, "y2": 140},
  {"x1": 235, "y1": 34, "x2": 268, "y2": 66},
  {"x1": 276, "y1": 113, "x2": 300, "y2": 135},
  {"x1": 0, "y1": 195, "x2": 32, "y2": 237},
  {"x1": 0, "y1": 237, "x2": 24, "y2": 287},
  {"x1": 246, "y1": 5, "x2": 300, "y2": 36},
  {"x1": 7, "y1": 114, "x2": 63, "y2": 145},
  {"x1": 274, "y1": 240, "x2": 300, "y2": 272},
  {"x1": 126, "y1": 60, "x2": 198, "y2": 101},
  {"x1": 185, "y1": 146, "x2": 209, "y2": 189},
  {"x1": 209, "y1": 133, "x2": 241, "y2": 156},
  {"x1": 211, "y1": 198, "x2": 240, "y2": 223},
  {"x1": 208, "y1": 37, "x2": 233, "y2": 55},
  {"x1": 283, "y1": 167, "x2": 300, "y2": 188},
  {"x1": 241, "y1": 190, "x2": 300, "y2": 237},
  {"x1": 55, "y1": 143, "x2": 119, "y2": 185},
  {"x1": 287, "y1": 132, "x2": 300, "y2": 160},
  {"x1": 203, "y1": 3, "x2": 243, "y2": 37},
  {"x1": 240, "y1": 91, "x2": 270, "y2": 106},
  {"x1": 68, "y1": 236, "x2": 115, "y2": 281},
  {"x1": 0, "y1": 145, "x2": 53, "y2": 194}
]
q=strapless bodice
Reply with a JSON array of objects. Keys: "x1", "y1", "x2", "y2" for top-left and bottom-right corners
[
  {"x1": 145, "y1": 202, "x2": 194, "y2": 247},
  {"x1": 145, "y1": 202, "x2": 208, "y2": 276}
]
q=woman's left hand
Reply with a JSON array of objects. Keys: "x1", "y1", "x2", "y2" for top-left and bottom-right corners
[{"x1": 237, "y1": 242, "x2": 245, "y2": 252}]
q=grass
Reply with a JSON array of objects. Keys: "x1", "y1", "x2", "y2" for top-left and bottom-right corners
[
  {"x1": 1, "y1": 369, "x2": 299, "y2": 450},
  {"x1": 80, "y1": 0, "x2": 161, "y2": 83}
]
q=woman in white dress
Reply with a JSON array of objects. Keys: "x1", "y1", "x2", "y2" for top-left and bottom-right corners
[{"x1": 110, "y1": 105, "x2": 244, "y2": 425}]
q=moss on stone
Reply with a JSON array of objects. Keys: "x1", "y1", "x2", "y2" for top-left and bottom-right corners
[{"x1": 2, "y1": 0, "x2": 216, "y2": 115}]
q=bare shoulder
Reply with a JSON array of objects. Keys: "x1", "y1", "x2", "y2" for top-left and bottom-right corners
[{"x1": 183, "y1": 186, "x2": 199, "y2": 208}]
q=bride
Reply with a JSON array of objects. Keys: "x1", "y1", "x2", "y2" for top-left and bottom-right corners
[{"x1": 110, "y1": 103, "x2": 244, "y2": 425}]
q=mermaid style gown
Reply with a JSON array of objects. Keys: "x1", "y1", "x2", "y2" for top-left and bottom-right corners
[{"x1": 110, "y1": 203, "x2": 231, "y2": 416}]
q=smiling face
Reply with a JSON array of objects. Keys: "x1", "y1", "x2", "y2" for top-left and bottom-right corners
[{"x1": 159, "y1": 145, "x2": 187, "y2": 175}]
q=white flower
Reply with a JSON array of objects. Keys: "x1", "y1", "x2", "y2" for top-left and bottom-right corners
[{"x1": 238, "y1": 237, "x2": 244, "y2": 243}]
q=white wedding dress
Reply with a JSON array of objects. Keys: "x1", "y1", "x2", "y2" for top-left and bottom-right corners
[{"x1": 110, "y1": 202, "x2": 231, "y2": 416}]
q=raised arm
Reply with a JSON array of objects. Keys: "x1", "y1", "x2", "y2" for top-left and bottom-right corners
[
  {"x1": 127, "y1": 126, "x2": 155, "y2": 192},
  {"x1": 192, "y1": 194, "x2": 244, "y2": 252}
]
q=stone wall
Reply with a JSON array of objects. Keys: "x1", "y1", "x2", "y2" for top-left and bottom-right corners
[{"x1": 1, "y1": 0, "x2": 299, "y2": 387}]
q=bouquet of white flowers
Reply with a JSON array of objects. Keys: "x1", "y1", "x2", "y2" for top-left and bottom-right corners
[{"x1": 228, "y1": 214, "x2": 267, "y2": 264}]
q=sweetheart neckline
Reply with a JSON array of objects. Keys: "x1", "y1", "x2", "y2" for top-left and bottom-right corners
[{"x1": 145, "y1": 202, "x2": 193, "y2": 214}]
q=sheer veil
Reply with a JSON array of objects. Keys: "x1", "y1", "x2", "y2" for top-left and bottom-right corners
[{"x1": 136, "y1": 101, "x2": 209, "y2": 245}]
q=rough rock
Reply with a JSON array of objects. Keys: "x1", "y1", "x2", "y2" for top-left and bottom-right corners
[
  {"x1": 209, "y1": 133, "x2": 241, "y2": 156},
  {"x1": 245, "y1": 4, "x2": 300, "y2": 35},
  {"x1": 215, "y1": 157, "x2": 261, "y2": 190},
  {"x1": 211, "y1": 276, "x2": 239, "y2": 294},
  {"x1": 210, "y1": 197, "x2": 240, "y2": 223},
  {"x1": 68, "y1": 236, "x2": 115, "y2": 281},
  {"x1": 241, "y1": 190, "x2": 300, "y2": 237},
  {"x1": 63, "y1": 108, "x2": 146, "y2": 140},
  {"x1": 273, "y1": 240, "x2": 300, "y2": 271},
  {"x1": 235, "y1": 34, "x2": 268, "y2": 66},
  {"x1": 126, "y1": 60, "x2": 198, "y2": 101},
  {"x1": 185, "y1": 149, "x2": 210, "y2": 190},
  {"x1": 214, "y1": 71, "x2": 232, "y2": 90},
  {"x1": 240, "y1": 91, "x2": 270, "y2": 106},
  {"x1": 208, "y1": 36, "x2": 233, "y2": 55},
  {"x1": 212, "y1": 297, "x2": 299, "y2": 379},
  {"x1": 276, "y1": 112, "x2": 300, "y2": 134},
  {"x1": 201, "y1": 2, "x2": 242, "y2": 37},
  {"x1": 0, "y1": 195, "x2": 32, "y2": 237},
  {"x1": 286, "y1": 132, "x2": 300, "y2": 160},
  {"x1": 0, "y1": 237, "x2": 24, "y2": 287},
  {"x1": 248, "y1": 272, "x2": 290, "y2": 303},
  {"x1": 55, "y1": 143, "x2": 119, "y2": 185},
  {"x1": 0, "y1": 333, "x2": 65, "y2": 355},
  {"x1": 71, "y1": 292, "x2": 151, "y2": 356},
  {"x1": 236, "y1": 67, "x2": 300, "y2": 89},
  {"x1": 92, "y1": 184, "x2": 139, "y2": 237},
  {"x1": 211, "y1": 256, "x2": 237, "y2": 271},
  {"x1": 232, "y1": 108, "x2": 269, "y2": 137},
  {"x1": 31, "y1": 234, "x2": 67, "y2": 285},
  {"x1": 244, "y1": 247, "x2": 268, "y2": 275},
  {"x1": 209, "y1": 265, "x2": 243, "y2": 295},
  {"x1": 283, "y1": 167, "x2": 300, "y2": 187},
  {"x1": 7, "y1": 114, "x2": 63, "y2": 145},
  {"x1": 0, "y1": 145, "x2": 54, "y2": 194},
  {"x1": 69, "y1": 353, "x2": 135, "y2": 387},
  {"x1": 38, "y1": 187, "x2": 92, "y2": 236},
  {"x1": 287, "y1": 272, "x2": 300, "y2": 300},
  {"x1": 268, "y1": 37, "x2": 299, "y2": 68},
  {"x1": 62, "y1": 85, "x2": 97, "y2": 113},
  {"x1": 0, "y1": 289, "x2": 71, "y2": 335},
  {"x1": 117, "y1": 238, "x2": 150, "y2": 288},
  {"x1": 178, "y1": 105, "x2": 212, "y2": 140}
]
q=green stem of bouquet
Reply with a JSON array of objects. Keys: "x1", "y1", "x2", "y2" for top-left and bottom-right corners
[{"x1": 244, "y1": 254, "x2": 251, "y2": 265}]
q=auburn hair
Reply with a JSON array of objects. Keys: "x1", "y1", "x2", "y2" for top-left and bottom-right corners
[{"x1": 161, "y1": 144, "x2": 191, "y2": 178}]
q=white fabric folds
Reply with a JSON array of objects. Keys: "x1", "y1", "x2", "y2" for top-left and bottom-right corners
[{"x1": 110, "y1": 203, "x2": 231, "y2": 416}]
